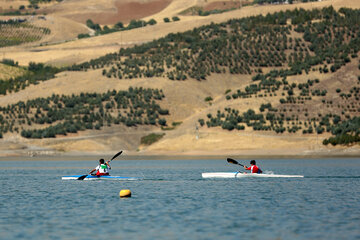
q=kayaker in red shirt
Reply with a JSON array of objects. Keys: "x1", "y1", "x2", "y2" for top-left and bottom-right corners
[{"x1": 243, "y1": 160, "x2": 262, "y2": 174}]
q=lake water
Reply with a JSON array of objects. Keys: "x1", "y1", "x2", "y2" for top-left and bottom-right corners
[{"x1": 1, "y1": 158, "x2": 360, "y2": 240}]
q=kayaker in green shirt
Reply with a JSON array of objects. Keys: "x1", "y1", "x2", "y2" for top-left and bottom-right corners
[{"x1": 89, "y1": 159, "x2": 111, "y2": 176}]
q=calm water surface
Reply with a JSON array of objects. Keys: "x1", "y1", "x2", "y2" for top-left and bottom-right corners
[{"x1": 1, "y1": 158, "x2": 360, "y2": 240}]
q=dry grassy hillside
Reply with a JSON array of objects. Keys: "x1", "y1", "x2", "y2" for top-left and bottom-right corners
[
  {"x1": 0, "y1": 0, "x2": 28, "y2": 11},
  {"x1": 0, "y1": 0, "x2": 359, "y2": 157},
  {"x1": 0, "y1": 63, "x2": 26, "y2": 80},
  {"x1": 0, "y1": 62, "x2": 358, "y2": 157},
  {"x1": 3, "y1": 0, "x2": 360, "y2": 66}
]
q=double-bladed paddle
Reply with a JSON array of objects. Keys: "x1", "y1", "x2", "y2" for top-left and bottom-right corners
[
  {"x1": 77, "y1": 151, "x2": 123, "y2": 180},
  {"x1": 109, "y1": 151, "x2": 123, "y2": 162},
  {"x1": 227, "y1": 158, "x2": 244, "y2": 167},
  {"x1": 227, "y1": 158, "x2": 245, "y2": 174}
]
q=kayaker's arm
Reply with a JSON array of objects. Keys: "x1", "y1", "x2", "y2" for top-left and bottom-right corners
[
  {"x1": 106, "y1": 161, "x2": 111, "y2": 169},
  {"x1": 89, "y1": 168, "x2": 96, "y2": 174}
]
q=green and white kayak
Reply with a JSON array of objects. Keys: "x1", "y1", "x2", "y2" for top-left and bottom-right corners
[{"x1": 202, "y1": 172, "x2": 304, "y2": 178}]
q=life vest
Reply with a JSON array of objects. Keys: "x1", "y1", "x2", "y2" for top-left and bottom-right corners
[{"x1": 96, "y1": 164, "x2": 109, "y2": 175}]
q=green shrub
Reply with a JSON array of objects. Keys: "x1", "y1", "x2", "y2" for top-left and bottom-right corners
[
  {"x1": 158, "y1": 118, "x2": 167, "y2": 126},
  {"x1": 205, "y1": 96, "x2": 213, "y2": 102},
  {"x1": 172, "y1": 121, "x2": 182, "y2": 127},
  {"x1": 78, "y1": 33, "x2": 90, "y2": 39},
  {"x1": 140, "y1": 133, "x2": 165, "y2": 145},
  {"x1": 148, "y1": 19, "x2": 157, "y2": 25},
  {"x1": 114, "y1": 22, "x2": 124, "y2": 29}
]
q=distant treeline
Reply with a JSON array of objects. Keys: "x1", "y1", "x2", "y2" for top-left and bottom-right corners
[
  {"x1": 0, "y1": 62, "x2": 60, "y2": 95},
  {"x1": 323, "y1": 117, "x2": 360, "y2": 145},
  {"x1": 69, "y1": 7, "x2": 359, "y2": 82},
  {"x1": 4, "y1": 7, "x2": 359, "y2": 94},
  {"x1": 0, "y1": 11, "x2": 36, "y2": 16},
  {"x1": 1, "y1": 59, "x2": 19, "y2": 67},
  {"x1": 0, "y1": 87, "x2": 168, "y2": 139},
  {"x1": 28, "y1": 0, "x2": 62, "y2": 8},
  {"x1": 0, "y1": 19, "x2": 27, "y2": 24},
  {"x1": 79, "y1": 18, "x2": 161, "y2": 39},
  {"x1": 29, "y1": 0, "x2": 62, "y2": 3},
  {"x1": 199, "y1": 77, "x2": 329, "y2": 133},
  {"x1": 79, "y1": 16, "x2": 181, "y2": 39},
  {"x1": 199, "y1": 69, "x2": 359, "y2": 145},
  {"x1": 254, "y1": 0, "x2": 319, "y2": 4}
]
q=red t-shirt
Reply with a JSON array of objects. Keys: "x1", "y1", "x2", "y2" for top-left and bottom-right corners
[{"x1": 246, "y1": 165, "x2": 260, "y2": 173}]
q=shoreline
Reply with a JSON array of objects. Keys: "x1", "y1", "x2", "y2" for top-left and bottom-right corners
[{"x1": 1, "y1": 152, "x2": 359, "y2": 161}]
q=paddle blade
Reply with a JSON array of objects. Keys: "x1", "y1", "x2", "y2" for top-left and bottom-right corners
[
  {"x1": 77, "y1": 175, "x2": 88, "y2": 180},
  {"x1": 110, "y1": 151, "x2": 123, "y2": 161},
  {"x1": 227, "y1": 158, "x2": 244, "y2": 167},
  {"x1": 227, "y1": 158, "x2": 239, "y2": 165}
]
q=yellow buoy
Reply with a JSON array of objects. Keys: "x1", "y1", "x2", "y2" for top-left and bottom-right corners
[{"x1": 119, "y1": 189, "x2": 131, "y2": 198}]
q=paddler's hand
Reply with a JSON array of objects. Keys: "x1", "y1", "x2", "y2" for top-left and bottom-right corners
[{"x1": 244, "y1": 165, "x2": 247, "y2": 169}]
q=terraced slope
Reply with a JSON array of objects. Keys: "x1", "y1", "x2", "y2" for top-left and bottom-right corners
[{"x1": 0, "y1": 19, "x2": 50, "y2": 47}]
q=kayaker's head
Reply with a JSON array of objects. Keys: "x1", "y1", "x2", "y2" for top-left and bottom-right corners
[
  {"x1": 99, "y1": 159, "x2": 105, "y2": 164},
  {"x1": 250, "y1": 160, "x2": 256, "y2": 165}
]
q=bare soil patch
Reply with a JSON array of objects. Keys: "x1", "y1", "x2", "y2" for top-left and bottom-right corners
[
  {"x1": 45, "y1": 0, "x2": 171, "y2": 25},
  {"x1": 114, "y1": 0, "x2": 171, "y2": 24}
]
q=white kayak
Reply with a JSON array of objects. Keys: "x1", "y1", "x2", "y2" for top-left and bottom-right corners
[
  {"x1": 202, "y1": 172, "x2": 304, "y2": 178},
  {"x1": 62, "y1": 175, "x2": 139, "y2": 180}
]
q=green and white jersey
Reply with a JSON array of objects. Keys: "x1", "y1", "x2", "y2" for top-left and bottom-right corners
[{"x1": 95, "y1": 164, "x2": 109, "y2": 173}]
